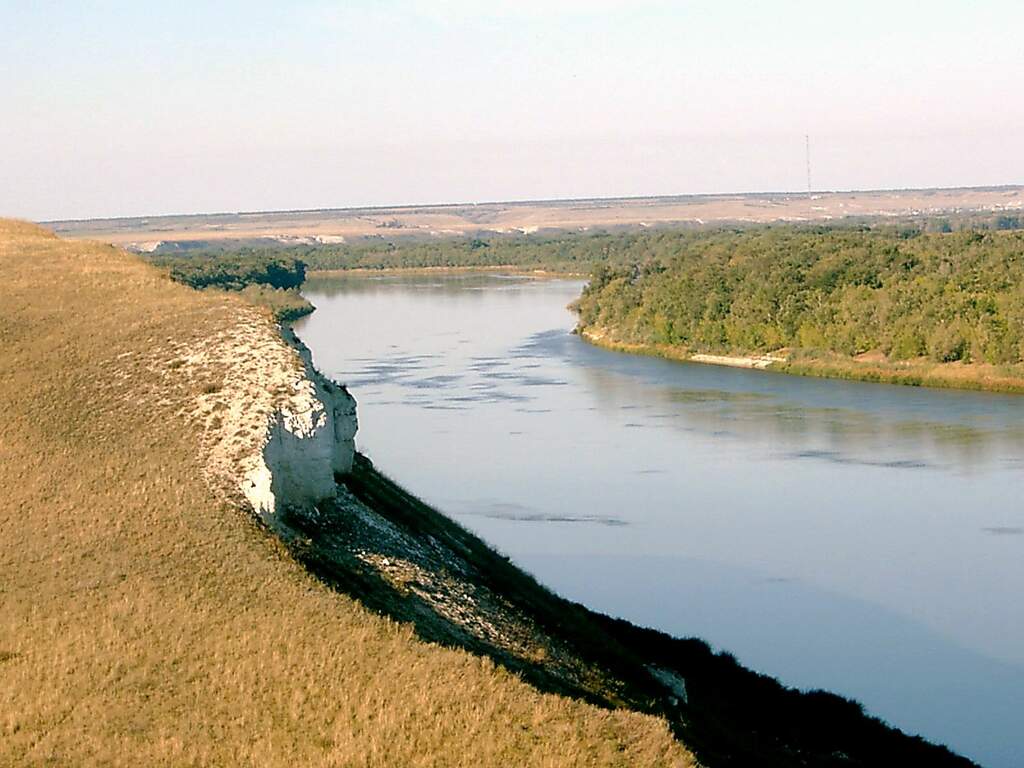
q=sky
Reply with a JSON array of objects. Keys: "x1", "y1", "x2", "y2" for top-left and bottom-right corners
[{"x1": 2, "y1": 0, "x2": 1023, "y2": 220}]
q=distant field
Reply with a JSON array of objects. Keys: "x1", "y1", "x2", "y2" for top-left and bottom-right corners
[{"x1": 46, "y1": 186, "x2": 1024, "y2": 251}]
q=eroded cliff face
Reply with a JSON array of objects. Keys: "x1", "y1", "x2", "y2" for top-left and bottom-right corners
[
  {"x1": 244, "y1": 330, "x2": 357, "y2": 521},
  {"x1": 186, "y1": 301, "x2": 357, "y2": 525}
]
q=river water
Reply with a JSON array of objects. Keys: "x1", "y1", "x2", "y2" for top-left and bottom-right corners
[{"x1": 295, "y1": 273, "x2": 1023, "y2": 767}]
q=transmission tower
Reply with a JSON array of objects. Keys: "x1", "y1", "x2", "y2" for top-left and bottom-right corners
[{"x1": 805, "y1": 134, "x2": 812, "y2": 198}]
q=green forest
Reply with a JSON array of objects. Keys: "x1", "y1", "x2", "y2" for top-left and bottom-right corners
[
  {"x1": 147, "y1": 209, "x2": 1023, "y2": 274},
  {"x1": 150, "y1": 252, "x2": 313, "y2": 322},
  {"x1": 149, "y1": 221, "x2": 1024, "y2": 373},
  {"x1": 164, "y1": 233, "x2": 623, "y2": 273},
  {"x1": 151, "y1": 252, "x2": 307, "y2": 290},
  {"x1": 574, "y1": 227, "x2": 1024, "y2": 367}
]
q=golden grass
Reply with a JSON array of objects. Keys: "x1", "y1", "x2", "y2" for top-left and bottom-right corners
[
  {"x1": 0, "y1": 220, "x2": 691, "y2": 767},
  {"x1": 775, "y1": 353, "x2": 1024, "y2": 394}
]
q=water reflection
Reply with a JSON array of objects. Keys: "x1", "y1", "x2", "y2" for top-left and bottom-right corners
[{"x1": 572, "y1": 362, "x2": 1024, "y2": 476}]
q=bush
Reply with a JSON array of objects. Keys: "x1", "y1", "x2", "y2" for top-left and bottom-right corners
[
  {"x1": 237, "y1": 285, "x2": 314, "y2": 322},
  {"x1": 891, "y1": 330, "x2": 926, "y2": 360},
  {"x1": 154, "y1": 254, "x2": 307, "y2": 291},
  {"x1": 928, "y1": 325, "x2": 970, "y2": 362}
]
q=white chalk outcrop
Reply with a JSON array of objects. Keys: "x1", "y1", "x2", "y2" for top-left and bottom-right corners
[
  {"x1": 243, "y1": 329, "x2": 357, "y2": 521},
  {"x1": 182, "y1": 301, "x2": 357, "y2": 524}
]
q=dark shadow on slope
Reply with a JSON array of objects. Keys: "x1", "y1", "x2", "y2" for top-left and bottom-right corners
[{"x1": 279, "y1": 453, "x2": 975, "y2": 768}]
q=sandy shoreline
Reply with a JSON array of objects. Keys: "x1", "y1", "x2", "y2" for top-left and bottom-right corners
[
  {"x1": 688, "y1": 352, "x2": 786, "y2": 370},
  {"x1": 580, "y1": 328, "x2": 785, "y2": 370}
]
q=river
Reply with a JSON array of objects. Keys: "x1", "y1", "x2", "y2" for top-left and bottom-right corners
[{"x1": 294, "y1": 272, "x2": 1023, "y2": 767}]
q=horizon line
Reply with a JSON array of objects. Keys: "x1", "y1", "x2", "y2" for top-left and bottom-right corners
[{"x1": 40, "y1": 182, "x2": 1024, "y2": 226}]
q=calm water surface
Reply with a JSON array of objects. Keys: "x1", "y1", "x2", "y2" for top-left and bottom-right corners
[{"x1": 295, "y1": 274, "x2": 1023, "y2": 767}]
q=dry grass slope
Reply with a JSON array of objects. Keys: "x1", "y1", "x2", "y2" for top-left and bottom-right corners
[{"x1": 0, "y1": 220, "x2": 691, "y2": 767}]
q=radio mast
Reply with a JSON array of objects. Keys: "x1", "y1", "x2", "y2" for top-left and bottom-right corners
[{"x1": 805, "y1": 134, "x2": 812, "y2": 198}]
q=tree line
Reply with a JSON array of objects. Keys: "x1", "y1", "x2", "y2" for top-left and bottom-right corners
[
  {"x1": 149, "y1": 253, "x2": 312, "y2": 322},
  {"x1": 147, "y1": 219, "x2": 1024, "y2": 355},
  {"x1": 574, "y1": 227, "x2": 1024, "y2": 365}
]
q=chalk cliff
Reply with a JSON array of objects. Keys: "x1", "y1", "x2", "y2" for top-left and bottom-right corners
[
  {"x1": 188, "y1": 301, "x2": 357, "y2": 525},
  {"x1": 244, "y1": 330, "x2": 357, "y2": 521}
]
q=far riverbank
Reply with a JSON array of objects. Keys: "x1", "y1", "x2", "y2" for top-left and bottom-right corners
[
  {"x1": 578, "y1": 326, "x2": 1024, "y2": 395},
  {"x1": 309, "y1": 265, "x2": 587, "y2": 279}
]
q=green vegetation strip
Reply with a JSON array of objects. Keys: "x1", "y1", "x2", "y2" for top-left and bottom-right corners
[
  {"x1": 573, "y1": 227, "x2": 1024, "y2": 393},
  {"x1": 151, "y1": 251, "x2": 314, "y2": 321},
  {"x1": 148, "y1": 220, "x2": 1024, "y2": 391},
  {"x1": 155, "y1": 221, "x2": 1024, "y2": 391}
]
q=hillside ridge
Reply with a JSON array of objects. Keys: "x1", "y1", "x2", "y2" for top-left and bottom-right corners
[{"x1": 0, "y1": 221, "x2": 976, "y2": 767}]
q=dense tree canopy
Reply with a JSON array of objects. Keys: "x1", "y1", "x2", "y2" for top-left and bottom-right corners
[
  {"x1": 183, "y1": 233, "x2": 631, "y2": 273},
  {"x1": 153, "y1": 253, "x2": 307, "y2": 291},
  {"x1": 574, "y1": 228, "x2": 1024, "y2": 365},
  {"x1": 149, "y1": 253, "x2": 312, "y2": 321},
  {"x1": 151, "y1": 221, "x2": 1024, "y2": 359}
]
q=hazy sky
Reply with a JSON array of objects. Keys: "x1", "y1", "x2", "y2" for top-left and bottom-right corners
[{"x1": 3, "y1": 0, "x2": 1023, "y2": 220}]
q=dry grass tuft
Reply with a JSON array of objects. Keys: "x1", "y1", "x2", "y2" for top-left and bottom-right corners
[{"x1": 0, "y1": 221, "x2": 691, "y2": 767}]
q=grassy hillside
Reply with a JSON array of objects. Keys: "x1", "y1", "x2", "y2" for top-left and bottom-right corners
[
  {"x1": 0, "y1": 221, "x2": 977, "y2": 767},
  {"x1": 0, "y1": 220, "x2": 689, "y2": 767},
  {"x1": 574, "y1": 227, "x2": 1024, "y2": 392}
]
